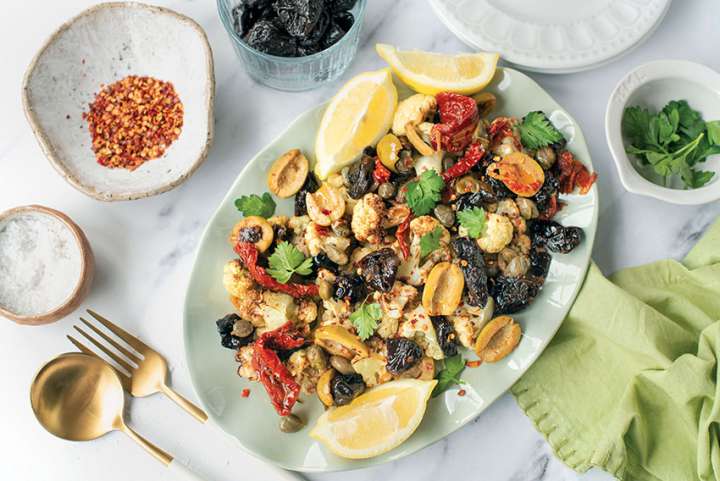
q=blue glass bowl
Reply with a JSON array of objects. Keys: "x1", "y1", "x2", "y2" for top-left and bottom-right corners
[{"x1": 217, "y1": 0, "x2": 366, "y2": 91}]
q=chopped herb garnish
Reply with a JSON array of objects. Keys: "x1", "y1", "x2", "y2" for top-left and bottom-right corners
[
  {"x1": 432, "y1": 354, "x2": 466, "y2": 397},
  {"x1": 518, "y1": 111, "x2": 564, "y2": 150},
  {"x1": 406, "y1": 170, "x2": 445, "y2": 216},
  {"x1": 266, "y1": 241, "x2": 313, "y2": 284},
  {"x1": 234, "y1": 192, "x2": 276, "y2": 218},
  {"x1": 349, "y1": 302, "x2": 382, "y2": 341},
  {"x1": 457, "y1": 207, "x2": 487, "y2": 238}
]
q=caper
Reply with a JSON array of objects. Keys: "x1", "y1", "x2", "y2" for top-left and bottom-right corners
[
  {"x1": 442, "y1": 156, "x2": 455, "y2": 172},
  {"x1": 395, "y1": 151, "x2": 415, "y2": 175},
  {"x1": 535, "y1": 146, "x2": 556, "y2": 170},
  {"x1": 378, "y1": 182, "x2": 396, "y2": 199},
  {"x1": 231, "y1": 318, "x2": 254, "y2": 338},
  {"x1": 318, "y1": 279, "x2": 332, "y2": 300},
  {"x1": 454, "y1": 175, "x2": 480, "y2": 194},
  {"x1": 434, "y1": 204, "x2": 455, "y2": 228},
  {"x1": 279, "y1": 413, "x2": 305, "y2": 433},
  {"x1": 330, "y1": 355, "x2": 355, "y2": 375},
  {"x1": 331, "y1": 219, "x2": 351, "y2": 237}
]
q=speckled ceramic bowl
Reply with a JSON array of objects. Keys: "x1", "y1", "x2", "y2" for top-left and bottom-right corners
[{"x1": 22, "y1": 2, "x2": 215, "y2": 201}]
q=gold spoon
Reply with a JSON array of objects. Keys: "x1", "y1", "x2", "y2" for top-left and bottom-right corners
[{"x1": 30, "y1": 353, "x2": 204, "y2": 480}]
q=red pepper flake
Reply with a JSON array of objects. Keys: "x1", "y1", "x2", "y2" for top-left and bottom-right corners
[
  {"x1": 431, "y1": 92, "x2": 479, "y2": 154},
  {"x1": 83, "y1": 75, "x2": 184, "y2": 170},
  {"x1": 442, "y1": 142, "x2": 485, "y2": 183},
  {"x1": 241, "y1": 388, "x2": 251, "y2": 398},
  {"x1": 488, "y1": 118, "x2": 521, "y2": 151},
  {"x1": 458, "y1": 389, "x2": 466, "y2": 397},
  {"x1": 396, "y1": 213, "x2": 412, "y2": 260},
  {"x1": 252, "y1": 323, "x2": 305, "y2": 416},
  {"x1": 373, "y1": 158, "x2": 391, "y2": 184},
  {"x1": 234, "y1": 242, "x2": 319, "y2": 298},
  {"x1": 557, "y1": 150, "x2": 597, "y2": 195},
  {"x1": 465, "y1": 360, "x2": 482, "y2": 368}
]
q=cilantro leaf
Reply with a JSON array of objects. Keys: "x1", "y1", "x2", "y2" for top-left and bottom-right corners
[
  {"x1": 457, "y1": 207, "x2": 487, "y2": 238},
  {"x1": 349, "y1": 302, "x2": 382, "y2": 341},
  {"x1": 419, "y1": 226, "x2": 443, "y2": 259},
  {"x1": 518, "y1": 111, "x2": 564, "y2": 150},
  {"x1": 707, "y1": 120, "x2": 720, "y2": 146},
  {"x1": 234, "y1": 193, "x2": 276, "y2": 218},
  {"x1": 432, "y1": 354, "x2": 466, "y2": 397},
  {"x1": 623, "y1": 106, "x2": 653, "y2": 148},
  {"x1": 266, "y1": 241, "x2": 313, "y2": 284},
  {"x1": 406, "y1": 170, "x2": 445, "y2": 216}
]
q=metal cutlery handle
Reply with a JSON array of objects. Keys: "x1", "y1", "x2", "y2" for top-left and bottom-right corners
[
  {"x1": 118, "y1": 422, "x2": 172, "y2": 465},
  {"x1": 160, "y1": 382, "x2": 209, "y2": 423}
]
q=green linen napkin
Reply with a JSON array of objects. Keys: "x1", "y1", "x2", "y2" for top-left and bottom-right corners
[{"x1": 512, "y1": 219, "x2": 720, "y2": 481}]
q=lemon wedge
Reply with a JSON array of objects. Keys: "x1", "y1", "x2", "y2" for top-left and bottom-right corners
[
  {"x1": 376, "y1": 44, "x2": 499, "y2": 95},
  {"x1": 309, "y1": 379, "x2": 436, "y2": 459},
  {"x1": 314, "y1": 68, "x2": 397, "y2": 180}
]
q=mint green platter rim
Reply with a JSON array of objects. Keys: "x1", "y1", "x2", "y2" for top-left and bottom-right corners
[{"x1": 183, "y1": 67, "x2": 599, "y2": 472}]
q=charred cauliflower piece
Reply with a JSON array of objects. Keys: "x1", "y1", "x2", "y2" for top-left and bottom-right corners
[
  {"x1": 392, "y1": 94, "x2": 437, "y2": 137},
  {"x1": 235, "y1": 345, "x2": 258, "y2": 381},
  {"x1": 374, "y1": 281, "x2": 419, "y2": 338},
  {"x1": 305, "y1": 221, "x2": 351, "y2": 265},
  {"x1": 287, "y1": 345, "x2": 328, "y2": 394},
  {"x1": 398, "y1": 305, "x2": 444, "y2": 360},
  {"x1": 224, "y1": 260, "x2": 264, "y2": 326},
  {"x1": 351, "y1": 193, "x2": 386, "y2": 244},
  {"x1": 448, "y1": 298, "x2": 495, "y2": 348},
  {"x1": 477, "y1": 213, "x2": 514, "y2": 254},
  {"x1": 288, "y1": 215, "x2": 311, "y2": 256}
]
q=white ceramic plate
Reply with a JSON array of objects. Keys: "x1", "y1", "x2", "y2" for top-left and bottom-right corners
[
  {"x1": 183, "y1": 68, "x2": 598, "y2": 471},
  {"x1": 429, "y1": 0, "x2": 672, "y2": 73},
  {"x1": 22, "y1": 2, "x2": 214, "y2": 201}
]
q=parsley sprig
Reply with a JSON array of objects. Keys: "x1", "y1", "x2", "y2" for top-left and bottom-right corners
[
  {"x1": 406, "y1": 170, "x2": 445, "y2": 216},
  {"x1": 457, "y1": 207, "x2": 487, "y2": 238},
  {"x1": 349, "y1": 301, "x2": 382, "y2": 341},
  {"x1": 419, "y1": 226, "x2": 443, "y2": 260},
  {"x1": 518, "y1": 111, "x2": 564, "y2": 150},
  {"x1": 432, "y1": 354, "x2": 466, "y2": 397},
  {"x1": 623, "y1": 100, "x2": 720, "y2": 189},
  {"x1": 266, "y1": 241, "x2": 313, "y2": 284},
  {"x1": 234, "y1": 192, "x2": 276, "y2": 218}
]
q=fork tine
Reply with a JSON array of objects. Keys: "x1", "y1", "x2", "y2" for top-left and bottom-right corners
[
  {"x1": 67, "y1": 334, "x2": 131, "y2": 389},
  {"x1": 73, "y1": 325, "x2": 136, "y2": 374},
  {"x1": 86, "y1": 309, "x2": 150, "y2": 353},
  {"x1": 67, "y1": 334, "x2": 97, "y2": 357},
  {"x1": 79, "y1": 317, "x2": 143, "y2": 363}
]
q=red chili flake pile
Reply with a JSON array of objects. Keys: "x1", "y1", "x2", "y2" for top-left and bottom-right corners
[
  {"x1": 457, "y1": 389, "x2": 467, "y2": 397},
  {"x1": 465, "y1": 360, "x2": 482, "y2": 368},
  {"x1": 83, "y1": 75, "x2": 184, "y2": 170},
  {"x1": 241, "y1": 388, "x2": 251, "y2": 398}
]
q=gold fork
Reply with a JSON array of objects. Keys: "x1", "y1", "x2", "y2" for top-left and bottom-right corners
[{"x1": 67, "y1": 309, "x2": 208, "y2": 423}]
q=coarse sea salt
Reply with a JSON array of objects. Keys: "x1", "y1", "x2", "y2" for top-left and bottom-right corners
[{"x1": 0, "y1": 213, "x2": 82, "y2": 317}]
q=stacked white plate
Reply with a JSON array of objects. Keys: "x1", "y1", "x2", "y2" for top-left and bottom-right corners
[{"x1": 429, "y1": 0, "x2": 672, "y2": 74}]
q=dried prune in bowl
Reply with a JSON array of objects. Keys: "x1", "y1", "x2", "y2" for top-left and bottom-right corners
[
  {"x1": 273, "y1": 0, "x2": 324, "y2": 38},
  {"x1": 386, "y1": 338, "x2": 423, "y2": 375},
  {"x1": 244, "y1": 20, "x2": 297, "y2": 56},
  {"x1": 332, "y1": 11, "x2": 354, "y2": 31},
  {"x1": 321, "y1": 20, "x2": 347, "y2": 49},
  {"x1": 327, "y1": 0, "x2": 356, "y2": 11},
  {"x1": 298, "y1": 9, "x2": 329, "y2": 48},
  {"x1": 358, "y1": 248, "x2": 399, "y2": 292},
  {"x1": 451, "y1": 238, "x2": 489, "y2": 307},
  {"x1": 431, "y1": 316, "x2": 458, "y2": 357}
]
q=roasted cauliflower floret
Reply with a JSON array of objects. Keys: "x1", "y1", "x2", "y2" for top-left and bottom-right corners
[
  {"x1": 477, "y1": 213, "x2": 514, "y2": 253},
  {"x1": 259, "y1": 291, "x2": 297, "y2": 332},
  {"x1": 287, "y1": 345, "x2": 328, "y2": 394},
  {"x1": 297, "y1": 299, "x2": 318, "y2": 324},
  {"x1": 305, "y1": 221, "x2": 351, "y2": 265},
  {"x1": 398, "y1": 305, "x2": 444, "y2": 360},
  {"x1": 373, "y1": 281, "x2": 419, "y2": 338},
  {"x1": 319, "y1": 298, "x2": 353, "y2": 331},
  {"x1": 448, "y1": 298, "x2": 495, "y2": 348},
  {"x1": 392, "y1": 94, "x2": 437, "y2": 137},
  {"x1": 397, "y1": 216, "x2": 452, "y2": 286},
  {"x1": 224, "y1": 260, "x2": 264, "y2": 325},
  {"x1": 235, "y1": 345, "x2": 258, "y2": 381},
  {"x1": 383, "y1": 204, "x2": 411, "y2": 228},
  {"x1": 288, "y1": 215, "x2": 311, "y2": 256},
  {"x1": 351, "y1": 193, "x2": 386, "y2": 244}
]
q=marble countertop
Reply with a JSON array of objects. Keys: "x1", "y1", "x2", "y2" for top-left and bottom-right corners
[{"x1": 2, "y1": 1, "x2": 719, "y2": 480}]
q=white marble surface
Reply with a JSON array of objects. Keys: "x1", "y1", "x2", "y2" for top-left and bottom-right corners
[{"x1": 1, "y1": 1, "x2": 719, "y2": 480}]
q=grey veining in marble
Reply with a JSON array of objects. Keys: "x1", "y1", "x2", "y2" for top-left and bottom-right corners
[{"x1": 1, "y1": 0, "x2": 719, "y2": 480}]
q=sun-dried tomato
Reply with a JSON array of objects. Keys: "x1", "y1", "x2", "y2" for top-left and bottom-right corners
[
  {"x1": 431, "y1": 92, "x2": 479, "y2": 153},
  {"x1": 234, "y1": 242, "x2": 319, "y2": 298},
  {"x1": 557, "y1": 150, "x2": 597, "y2": 195},
  {"x1": 396, "y1": 213, "x2": 412, "y2": 260},
  {"x1": 442, "y1": 142, "x2": 485, "y2": 182},
  {"x1": 252, "y1": 322, "x2": 305, "y2": 416},
  {"x1": 372, "y1": 158, "x2": 391, "y2": 184}
]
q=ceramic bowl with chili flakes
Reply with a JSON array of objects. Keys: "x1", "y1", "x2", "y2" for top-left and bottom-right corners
[{"x1": 22, "y1": 2, "x2": 215, "y2": 201}]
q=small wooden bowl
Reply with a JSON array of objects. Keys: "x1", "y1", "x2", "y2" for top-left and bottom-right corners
[{"x1": 0, "y1": 205, "x2": 94, "y2": 325}]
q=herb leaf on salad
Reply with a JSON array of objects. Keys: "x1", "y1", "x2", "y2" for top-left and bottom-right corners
[
  {"x1": 432, "y1": 354, "x2": 466, "y2": 397},
  {"x1": 406, "y1": 170, "x2": 445, "y2": 216},
  {"x1": 349, "y1": 302, "x2": 382, "y2": 341},
  {"x1": 457, "y1": 207, "x2": 487, "y2": 238},
  {"x1": 419, "y1": 226, "x2": 444, "y2": 260},
  {"x1": 266, "y1": 241, "x2": 313, "y2": 284},
  {"x1": 518, "y1": 111, "x2": 564, "y2": 150},
  {"x1": 234, "y1": 192, "x2": 276, "y2": 218}
]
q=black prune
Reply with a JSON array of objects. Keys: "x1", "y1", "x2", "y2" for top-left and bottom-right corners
[
  {"x1": 221, "y1": 334, "x2": 243, "y2": 350},
  {"x1": 346, "y1": 155, "x2": 374, "y2": 199},
  {"x1": 331, "y1": 373, "x2": 365, "y2": 406},
  {"x1": 332, "y1": 273, "x2": 366, "y2": 303},
  {"x1": 216, "y1": 313, "x2": 239, "y2": 335},
  {"x1": 363, "y1": 146, "x2": 377, "y2": 157},
  {"x1": 484, "y1": 175, "x2": 514, "y2": 200},
  {"x1": 321, "y1": 20, "x2": 347, "y2": 49},
  {"x1": 546, "y1": 226, "x2": 583, "y2": 254},
  {"x1": 327, "y1": 0, "x2": 356, "y2": 11},
  {"x1": 332, "y1": 11, "x2": 354, "y2": 32},
  {"x1": 216, "y1": 313, "x2": 254, "y2": 350},
  {"x1": 455, "y1": 191, "x2": 495, "y2": 212},
  {"x1": 232, "y1": 1, "x2": 275, "y2": 36},
  {"x1": 244, "y1": 20, "x2": 297, "y2": 56},
  {"x1": 294, "y1": 172, "x2": 319, "y2": 216},
  {"x1": 491, "y1": 276, "x2": 538, "y2": 314},
  {"x1": 533, "y1": 172, "x2": 559, "y2": 214},
  {"x1": 358, "y1": 248, "x2": 399, "y2": 293},
  {"x1": 312, "y1": 252, "x2": 339, "y2": 275},
  {"x1": 273, "y1": 0, "x2": 324, "y2": 38},
  {"x1": 272, "y1": 224, "x2": 291, "y2": 244},
  {"x1": 451, "y1": 238, "x2": 489, "y2": 307},
  {"x1": 238, "y1": 226, "x2": 263, "y2": 243},
  {"x1": 298, "y1": 9, "x2": 329, "y2": 48},
  {"x1": 431, "y1": 316, "x2": 458, "y2": 357},
  {"x1": 529, "y1": 248, "x2": 551, "y2": 279},
  {"x1": 386, "y1": 338, "x2": 423, "y2": 375}
]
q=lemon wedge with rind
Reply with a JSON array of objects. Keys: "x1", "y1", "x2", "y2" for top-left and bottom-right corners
[
  {"x1": 376, "y1": 44, "x2": 499, "y2": 96},
  {"x1": 309, "y1": 379, "x2": 437, "y2": 459},
  {"x1": 314, "y1": 68, "x2": 397, "y2": 180}
]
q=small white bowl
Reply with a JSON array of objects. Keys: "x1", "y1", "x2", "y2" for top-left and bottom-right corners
[
  {"x1": 22, "y1": 2, "x2": 215, "y2": 201},
  {"x1": 606, "y1": 60, "x2": 720, "y2": 205}
]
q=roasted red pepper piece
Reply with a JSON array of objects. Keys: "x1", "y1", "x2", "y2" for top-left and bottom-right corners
[
  {"x1": 234, "y1": 242, "x2": 319, "y2": 298},
  {"x1": 396, "y1": 213, "x2": 412, "y2": 260},
  {"x1": 373, "y1": 158, "x2": 391, "y2": 184},
  {"x1": 442, "y1": 142, "x2": 485, "y2": 182},
  {"x1": 252, "y1": 323, "x2": 305, "y2": 416},
  {"x1": 557, "y1": 150, "x2": 597, "y2": 195},
  {"x1": 431, "y1": 92, "x2": 479, "y2": 153}
]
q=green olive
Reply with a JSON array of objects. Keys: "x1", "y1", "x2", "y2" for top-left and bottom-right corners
[{"x1": 279, "y1": 413, "x2": 305, "y2": 433}]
